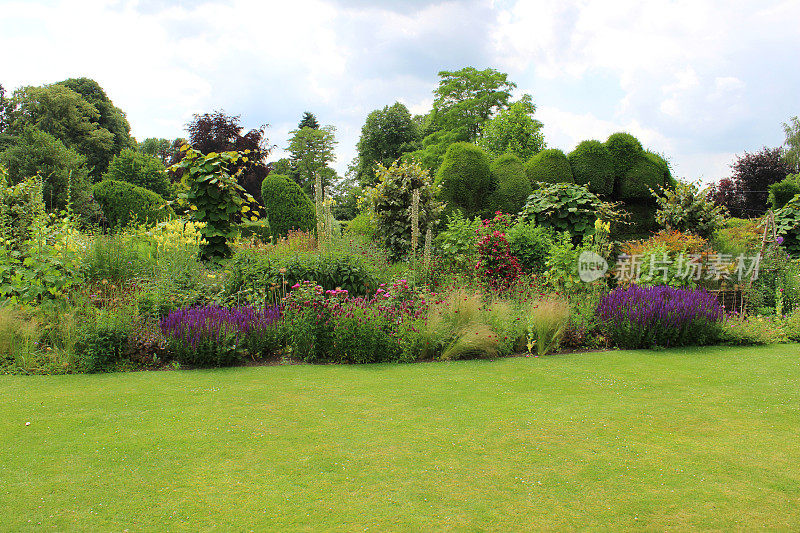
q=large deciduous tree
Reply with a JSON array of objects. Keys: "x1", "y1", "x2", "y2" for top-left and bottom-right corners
[
  {"x1": 476, "y1": 94, "x2": 545, "y2": 161},
  {"x1": 431, "y1": 67, "x2": 517, "y2": 141},
  {"x1": 184, "y1": 110, "x2": 271, "y2": 202},
  {"x1": 783, "y1": 116, "x2": 800, "y2": 174},
  {"x1": 355, "y1": 102, "x2": 419, "y2": 186}
]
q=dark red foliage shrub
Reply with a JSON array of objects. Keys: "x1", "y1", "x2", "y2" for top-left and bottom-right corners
[{"x1": 475, "y1": 230, "x2": 522, "y2": 289}]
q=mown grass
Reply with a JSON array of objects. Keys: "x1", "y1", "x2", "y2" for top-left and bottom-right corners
[{"x1": 2, "y1": 345, "x2": 800, "y2": 531}]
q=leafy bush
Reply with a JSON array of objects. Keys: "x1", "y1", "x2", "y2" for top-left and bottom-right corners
[
  {"x1": 476, "y1": 230, "x2": 522, "y2": 289},
  {"x1": 93, "y1": 179, "x2": 172, "y2": 228},
  {"x1": 568, "y1": 140, "x2": 614, "y2": 196},
  {"x1": 506, "y1": 221, "x2": 553, "y2": 274},
  {"x1": 520, "y1": 183, "x2": 602, "y2": 238},
  {"x1": 776, "y1": 195, "x2": 800, "y2": 257},
  {"x1": 619, "y1": 152, "x2": 670, "y2": 200},
  {"x1": 652, "y1": 181, "x2": 727, "y2": 239},
  {"x1": 786, "y1": 310, "x2": 800, "y2": 342},
  {"x1": 239, "y1": 219, "x2": 271, "y2": 243},
  {"x1": 104, "y1": 148, "x2": 173, "y2": 199},
  {"x1": 371, "y1": 159, "x2": 443, "y2": 260},
  {"x1": 261, "y1": 173, "x2": 316, "y2": 238},
  {"x1": 344, "y1": 211, "x2": 378, "y2": 240},
  {"x1": 525, "y1": 148, "x2": 573, "y2": 185},
  {"x1": 75, "y1": 302, "x2": 138, "y2": 373},
  {"x1": 160, "y1": 305, "x2": 281, "y2": 367},
  {"x1": 597, "y1": 285, "x2": 724, "y2": 348},
  {"x1": 605, "y1": 132, "x2": 643, "y2": 182},
  {"x1": 487, "y1": 153, "x2": 531, "y2": 215},
  {"x1": 435, "y1": 142, "x2": 495, "y2": 218},
  {"x1": 434, "y1": 211, "x2": 481, "y2": 274},
  {"x1": 769, "y1": 173, "x2": 800, "y2": 210},
  {"x1": 710, "y1": 218, "x2": 763, "y2": 256}
]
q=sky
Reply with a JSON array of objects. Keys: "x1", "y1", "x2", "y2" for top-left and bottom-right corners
[{"x1": 2, "y1": 0, "x2": 798, "y2": 184}]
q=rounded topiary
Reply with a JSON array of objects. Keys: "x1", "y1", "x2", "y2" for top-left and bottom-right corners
[
  {"x1": 525, "y1": 148, "x2": 574, "y2": 185},
  {"x1": 434, "y1": 142, "x2": 494, "y2": 218},
  {"x1": 487, "y1": 153, "x2": 532, "y2": 215},
  {"x1": 567, "y1": 140, "x2": 614, "y2": 196},
  {"x1": 93, "y1": 179, "x2": 173, "y2": 227},
  {"x1": 260, "y1": 174, "x2": 316, "y2": 238},
  {"x1": 619, "y1": 152, "x2": 669, "y2": 200},
  {"x1": 605, "y1": 132, "x2": 644, "y2": 181}
]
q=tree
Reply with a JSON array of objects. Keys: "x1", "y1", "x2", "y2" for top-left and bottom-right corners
[
  {"x1": 185, "y1": 110, "x2": 271, "y2": 202},
  {"x1": 138, "y1": 137, "x2": 180, "y2": 166},
  {"x1": 298, "y1": 111, "x2": 319, "y2": 130},
  {"x1": 729, "y1": 147, "x2": 790, "y2": 217},
  {"x1": 431, "y1": 67, "x2": 517, "y2": 141},
  {"x1": 5, "y1": 84, "x2": 115, "y2": 178},
  {"x1": 104, "y1": 148, "x2": 173, "y2": 199},
  {"x1": 707, "y1": 177, "x2": 743, "y2": 218},
  {"x1": 783, "y1": 116, "x2": 800, "y2": 174},
  {"x1": 476, "y1": 94, "x2": 545, "y2": 161},
  {"x1": 56, "y1": 78, "x2": 133, "y2": 158},
  {"x1": 0, "y1": 126, "x2": 96, "y2": 218},
  {"x1": 356, "y1": 102, "x2": 419, "y2": 186},
  {"x1": 286, "y1": 124, "x2": 337, "y2": 193}
]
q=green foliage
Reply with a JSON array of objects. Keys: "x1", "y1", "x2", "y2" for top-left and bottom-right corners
[
  {"x1": 521, "y1": 183, "x2": 602, "y2": 238},
  {"x1": 422, "y1": 290, "x2": 503, "y2": 360},
  {"x1": 344, "y1": 211, "x2": 378, "y2": 240},
  {"x1": 435, "y1": 142, "x2": 494, "y2": 218},
  {"x1": 487, "y1": 153, "x2": 531, "y2": 215},
  {"x1": 711, "y1": 218, "x2": 764, "y2": 257},
  {"x1": 431, "y1": 67, "x2": 517, "y2": 140},
  {"x1": 104, "y1": 148, "x2": 173, "y2": 198},
  {"x1": 298, "y1": 112, "x2": 320, "y2": 130},
  {"x1": 173, "y1": 146, "x2": 260, "y2": 261},
  {"x1": 605, "y1": 132, "x2": 643, "y2": 181},
  {"x1": 652, "y1": 181, "x2": 727, "y2": 239},
  {"x1": 476, "y1": 94, "x2": 545, "y2": 161},
  {"x1": 239, "y1": 219, "x2": 271, "y2": 243},
  {"x1": 776, "y1": 195, "x2": 800, "y2": 257},
  {"x1": 744, "y1": 245, "x2": 800, "y2": 314},
  {"x1": 406, "y1": 127, "x2": 470, "y2": 174},
  {"x1": 507, "y1": 221, "x2": 553, "y2": 274},
  {"x1": 286, "y1": 125, "x2": 337, "y2": 192},
  {"x1": 720, "y1": 314, "x2": 789, "y2": 345},
  {"x1": 355, "y1": 102, "x2": 419, "y2": 186},
  {"x1": 567, "y1": 140, "x2": 614, "y2": 196},
  {"x1": 372, "y1": 159, "x2": 443, "y2": 260},
  {"x1": 434, "y1": 211, "x2": 482, "y2": 275},
  {"x1": 138, "y1": 137, "x2": 179, "y2": 166},
  {"x1": 0, "y1": 126, "x2": 96, "y2": 218},
  {"x1": 260, "y1": 174, "x2": 316, "y2": 238},
  {"x1": 93, "y1": 180, "x2": 172, "y2": 228},
  {"x1": 81, "y1": 234, "x2": 159, "y2": 282},
  {"x1": 783, "y1": 116, "x2": 800, "y2": 174},
  {"x1": 619, "y1": 151, "x2": 670, "y2": 200},
  {"x1": 526, "y1": 300, "x2": 570, "y2": 356},
  {"x1": 525, "y1": 148, "x2": 573, "y2": 185},
  {"x1": 769, "y1": 173, "x2": 800, "y2": 209}
]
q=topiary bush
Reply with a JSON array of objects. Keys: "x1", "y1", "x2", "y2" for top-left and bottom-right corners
[
  {"x1": 567, "y1": 140, "x2": 614, "y2": 196},
  {"x1": 93, "y1": 179, "x2": 173, "y2": 228},
  {"x1": 260, "y1": 174, "x2": 316, "y2": 238},
  {"x1": 525, "y1": 148, "x2": 573, "y2": 185},
  {"x1": 520, "y1": 183, "x2": 602, "y2": 238},
  {"x1": 434, "y1": 142, "x2": 494, "y2": 218},
  {"x1": 487, "y1": 153, "x2": 531, "y2": 215},
  {"x1": 619, "y1": 151, "x2": 670, "y2": 200},
  {"x1": 104, "y1": 148, "x2": 173, "y2": 199},
  {"x1": 769, "y1": 173, "x2": 800, "y2": 209},
  {"x1": 605, "y1": 132, "x2": 643, "y2": 183}
]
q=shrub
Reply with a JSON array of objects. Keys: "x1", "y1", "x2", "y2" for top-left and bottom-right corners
[
  {"x1": 621, "y1": 202, "x2": 659, "y2": 236},
  {"x1": 525, "y1": 148, "x2": 573, "y2": 185},
  {"x1": 652, "y1": 181, "x2": 727, "y2": 239},
  {"x1": 93, "y1": 179, "x2": 172, "y2": 228},
  {"x1": 776, "y1": 195, "x2": 800, "y2": 257},
  {"x1": 487, "y1": 153, "x2": 531, "y2": 215},
  {"x1": 520, "y1": 183, "x2": 602, "y2": 238},
  {"x1": 619, "y1": 152, "x2": 670, "y2": 200},
  {"x1": 526, "y1": 299, "x2": 570, "y2": 355},
  {"x1": 0, "y1": 307, "x2": 41, "y2": 373},
  {"x1": 710, "y1": 218, "x2": 763, "y2": 257},
  {"x1": 568, "y1": 140, "x2": 614, "y2": 196},
  {"x1": 597, "y1": 285, "x2": 724, "y2": 348},
  {"x1": 435, "y1": 142, "x2": 495, "y2": 218},
  {"x1": 239, "y1": 219, "x2": 271, "y2": 243},
  {"x1": 104, "y1": 148, "x2": 173, "y2": 199},
  {"x1": 345, "y1": 211, "x2": 378, "y2": 240},
  {"x1": 434, "y1": 211, "x2": 482, "y2": 275},
  {"x1": 260, "y1": 174, "x2": 316, "y2": 238},
  {"x1": 476, "y1": 230, "x2": 522, "y2": 289},
  {"x1": 605, "y1": 132, "x2": 643, "y2": 182},
  {"x1": 75, "y1": 302, "x2": 138, "y2": 373},
  {"x1": 769, "y1": 174, "x2": 800, "y2": 210},
  {"x1": 507, "y1": 221, "x2": 553, "y2": 274},
  {"x1": 160, "y1": 305, "x2": 281, "y2": 367},
  {"x1": 744, "y1": 244, "x2": 800, "y2": 314}
]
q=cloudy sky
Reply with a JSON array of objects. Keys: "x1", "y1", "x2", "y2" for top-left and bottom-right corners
[{"x1": 2, "y1": 0, "x2": 798, "y2": 184}]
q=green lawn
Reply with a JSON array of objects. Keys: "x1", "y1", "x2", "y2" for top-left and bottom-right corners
[{"x1": 2, "y1": 345, "x2": 800, "y2": 531}]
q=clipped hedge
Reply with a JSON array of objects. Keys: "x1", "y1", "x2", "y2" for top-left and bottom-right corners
[
  {"x1": 605, "y1": 132, "x2": 643, "y2": 182},
  {"x1": 619, "y1": 152, "x2": 670, "y2": 200},
  {"x1": 260, "y1": 174, "x2": 316, "y2": 238},
  {"x1": 93, "y1": 179, "x2": 173, "y2": 228},
  {"x1": 568, "y1": 140, "x2": 614, "y2": 196},
  {"x1": 525, "y1": 148, "x2": 574, "y2": 185},
  {"x1": 487, "y1": 153, "x2": 531, "y2": 215},
  {"x1": 434, "y1": 142, "x2": 495, "y2": 218},
  {"x1": 769, "y1": 174, "x2": 800, "y2": 210}
]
